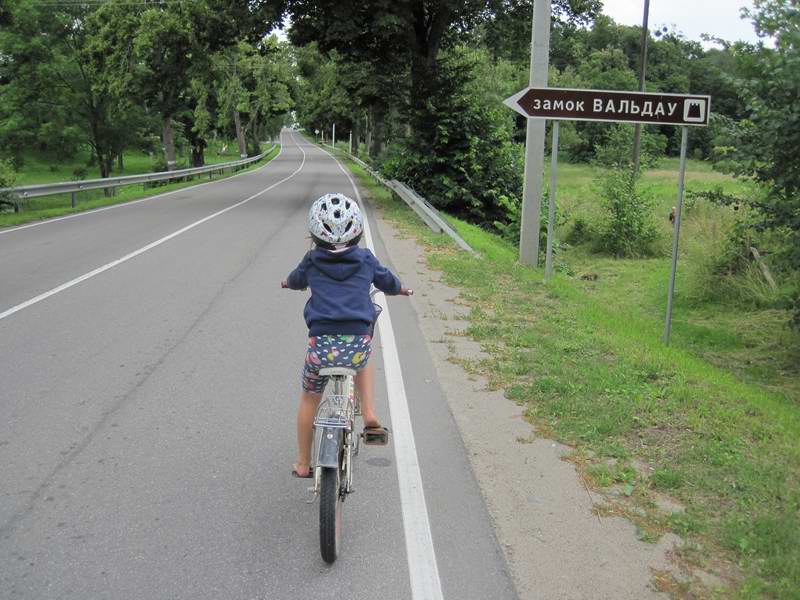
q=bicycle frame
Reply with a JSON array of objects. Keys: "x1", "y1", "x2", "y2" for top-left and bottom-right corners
[{"x1": 311, "y1": 367, "x2": 360, "y2": 498}]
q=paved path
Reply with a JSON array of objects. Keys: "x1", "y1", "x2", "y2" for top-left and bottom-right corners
[{"x1": 0, "y1": 130, "x2": 517, "y2": 600}]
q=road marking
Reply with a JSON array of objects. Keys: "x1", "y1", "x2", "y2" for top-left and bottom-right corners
[
  {"x1": 0, "y1": 143, "x2": 284, "y2": 236},
  {"x1": 0, "y1": 137, "x2": 306, "y2": 322},
  {"x1": 315, "y1": 140, "x2": 445, "y2": 600}
]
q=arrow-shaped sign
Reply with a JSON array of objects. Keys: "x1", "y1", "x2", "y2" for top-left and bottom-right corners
[{"x1": 504, "y1": 86, "x2": 710, "y2": 127}]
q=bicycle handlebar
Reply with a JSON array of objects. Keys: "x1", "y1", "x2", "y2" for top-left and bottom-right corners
[{"x1": 281, "y1": 281, "x2": 413, "y2": 296}]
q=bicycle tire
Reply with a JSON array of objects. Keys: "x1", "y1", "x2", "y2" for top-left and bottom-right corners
[{"x1": 319, "y1": 466, "x2": 341, "y2": 563}]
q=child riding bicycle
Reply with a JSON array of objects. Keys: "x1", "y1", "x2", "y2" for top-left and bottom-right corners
[{"x1": 281, "y1": 193, "x2": 411, "y2": 478}]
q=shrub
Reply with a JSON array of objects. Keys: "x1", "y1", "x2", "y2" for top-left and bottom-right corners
[
  {"x1": 491, "y1": 190, "x2": 569, "y2": 264},
  {"x1": 684, "y1": 189, "x2": 798, "y2": 309},
  {"x1": 565, "y1": 215, "x2": 593, "y2": 246},
  {"x1": 593, "y1": 124, "x2": 668, "y2": 171},
  {"x1": 0, "y1": 159, "x2": 18, "y2": 212},
  {"x1": 381, "y1": 46, "x2": 522, "y2": 228},
  {"x1": 594, "y1": 168, "x2": 659, "y2": 257}
]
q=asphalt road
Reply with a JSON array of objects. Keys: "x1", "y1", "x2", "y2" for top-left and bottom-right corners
[{"x1": 0, "y1": 130, "x2": 518, "y2": 600}]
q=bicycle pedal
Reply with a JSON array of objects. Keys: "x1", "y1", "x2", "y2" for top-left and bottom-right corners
[{"x1": 361, "y1": 427, "x2": 390, "y2": 446}]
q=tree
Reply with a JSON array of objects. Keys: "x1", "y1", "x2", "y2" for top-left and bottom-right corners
[
  {"x1": 382, "y1": 46, "x2": 521, "y2": 225},
  {"x1": 214, "y1": 42, "x2": 253, "y2": 158},
  {"x1": 482, "y1": 0, "x2": 602, "y2": 65},
  {"x1": 708, "y1": 1, "x2": 800, "y2": 327},
  {"x1": 0, "y1": 1, "x2": 143, "y2": 179},
  {"x1": 246, "y1": 37, "x2": 294, "y2": 148}
]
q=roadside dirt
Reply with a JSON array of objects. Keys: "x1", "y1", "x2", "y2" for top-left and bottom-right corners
[{"x1": 372, "y1": 204, "x2": 687, "y2": 600}]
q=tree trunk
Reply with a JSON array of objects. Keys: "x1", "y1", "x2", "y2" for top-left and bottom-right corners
[
  {"x1": 98, "y1": 149, "x2": 110, "y2": 178},
  {"x1": 191, "y1": 144, "x2": 205, "y2": 167},
  {"x1": 117, "y1": 153, "x2": 124, "y2": 173},
  {"x1": 365, "y1": 112, "x2": 372, "y2": 157},
  {"x1": 370, "y1": 104, "x2": 386, "y2": 157},
  {"x1": 162, "y1": 115, "x2": 177, "y2": 171},
  {"x1": 247, "y1": 114, "x2": 261, "y2": 155},
  {"x1": 351, "y1": 117, "x2": 360, "y2": 156},
  {"x1": 233, "y1": 110, "x2": 247, "y2": 158},
  {"x1": 102, "y1": 153, "x2": 114, "y2": 197}
]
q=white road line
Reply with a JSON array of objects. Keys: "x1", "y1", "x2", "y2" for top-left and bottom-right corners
[
  {"x1": 314, "y1": 141, "x2": 445, "y2": 600},
  {"x1": 0, "y1": 137, "x2": 306, "y2": 323},
  {"x1": 0, "y1": 141, "x2": 284, "y2": 236}
]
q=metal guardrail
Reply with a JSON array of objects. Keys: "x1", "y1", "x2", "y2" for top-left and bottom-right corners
[
  {"x1": 0, "y1": 143, "x2": 278, "y2": 209},
  {"x1": 388, "y1": 180, "x2": 479, "y2": 257},
  {"x1": 309, "y1": 138, "x2": 480, "y2": 257},
  {"x1": 330, "y1": 147, "x2": 477, "y2": 257},
  {"x1": 321, "y1": 143, "x2": 478, "y2": 256}
]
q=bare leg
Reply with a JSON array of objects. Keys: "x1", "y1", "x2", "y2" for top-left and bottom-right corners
[
  {"x1": 295, "y1": 390, "x2": 321, "y2": 476},
  {"x1": 354, "y1": 361, "x2": 380, "y2": 428}
]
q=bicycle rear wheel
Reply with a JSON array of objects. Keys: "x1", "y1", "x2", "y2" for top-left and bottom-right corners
[{"x1": 319, "y1": 466, "x2": 342, "y2": 563}]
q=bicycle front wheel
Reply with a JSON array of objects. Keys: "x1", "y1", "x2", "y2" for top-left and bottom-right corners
[{"x1": 319, "y1": 466, "x2": 342, "y2": 563}]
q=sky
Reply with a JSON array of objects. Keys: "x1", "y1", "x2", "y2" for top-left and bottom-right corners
[{"x1": 600, "y1": 0, "x2": 762, "y2": 46}]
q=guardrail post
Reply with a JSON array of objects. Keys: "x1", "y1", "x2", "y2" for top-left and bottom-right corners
[{"x1": 71, "y1": 192, "x2": 76, "y2": 208}]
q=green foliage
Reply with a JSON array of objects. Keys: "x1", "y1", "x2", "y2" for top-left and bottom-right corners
[
  {"x1": 293, "y1": 44, "x2": 356, "y2": 135},
  {"x1": 0, "y1": 0, "x2": 290, "y2": 177},
  {"x1": 595, "y1": 169, "x2": 658, "y2": 257},
  {"x1": 684, "y1": 187, "x2": 799, "y2": 313},
  {"x1": 382, "y1": 46, "x2": 522, "y2": 227},
  {"x1": 0, "y1": 159, "x2": 17, "y2": 211},
  {"x1": 704, "y1": 1, "x2": 800, "y2": 327},
  {"x1": 592, "y1": 125, "x2": 667, "y2": 170}
]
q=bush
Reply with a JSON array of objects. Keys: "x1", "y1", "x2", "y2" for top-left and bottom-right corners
[
  {"x1": 593, "y1": 124, "x2": 668, "y2": 171},
  {"x1": 684, "y1": 189, "x2": 798, "y2": 310},
  {"x1": 381, "y1": 46, "x2": 522, "y2": 228},
  {"x1": 565, "y1": 216, "x2": 593, "y2": 246},
  {"x1": 595, "y1": 168, "x2": 659, "y2": 257},
  {"x1": 0, "y1": 159, "x2": 18, "y2": 212},
  {"x1": 150, "y1": 155, "x2": 168, "y2": 173},
  {"x1": 491, "y1": 190, "x2": 571, "y2": 268}
]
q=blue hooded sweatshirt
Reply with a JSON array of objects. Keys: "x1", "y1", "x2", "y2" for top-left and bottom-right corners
[{"x1": 286, "y1": 246, "x2": 402, "y2": 336}]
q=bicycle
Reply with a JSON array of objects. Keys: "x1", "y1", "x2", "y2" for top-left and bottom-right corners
[{"x1": 282, "y1": 284, "x2": 412, "y2": 563}]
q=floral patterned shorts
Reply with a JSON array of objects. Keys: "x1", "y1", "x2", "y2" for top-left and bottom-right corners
[{"x1": 301, "y1": 334, "x2": 373, "y2": 394}]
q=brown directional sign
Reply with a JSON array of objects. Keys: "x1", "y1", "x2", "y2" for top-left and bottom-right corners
[{"x1": 504, "y1": 86, "x2": 711, "y2": 126}]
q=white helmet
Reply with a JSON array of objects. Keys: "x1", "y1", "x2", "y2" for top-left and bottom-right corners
[{"x1": 308, "y1": 193, "x2": 364, "y2": 247}]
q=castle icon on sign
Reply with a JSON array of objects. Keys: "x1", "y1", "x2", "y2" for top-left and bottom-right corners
[{"x1": 683, "y1": 99, "x2": 706, "y2": 123}]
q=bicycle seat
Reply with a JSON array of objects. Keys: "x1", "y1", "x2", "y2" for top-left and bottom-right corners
[{"x1": 319, "y1": 367, "x2": 357, "y2": 377}]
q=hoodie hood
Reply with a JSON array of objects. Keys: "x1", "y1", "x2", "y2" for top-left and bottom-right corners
[{"x1": 309, "y1": 246, "x2": 362, "y2": 281}]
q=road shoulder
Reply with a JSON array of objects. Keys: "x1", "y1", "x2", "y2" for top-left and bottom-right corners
[{"x1": 369, "y1": 197, "x2": 681, "y2": 600}]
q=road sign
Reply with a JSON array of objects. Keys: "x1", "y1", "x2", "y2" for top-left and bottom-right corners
[{"x1": 504, "y1": 87, "x2": 711, "y2": 127}]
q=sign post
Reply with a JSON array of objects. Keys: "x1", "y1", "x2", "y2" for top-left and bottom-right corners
[
  {"x1": 519, "y1": 0, "x2": 552, "y2": 267},
  {"x1": 632, "y1": 0, "x2": 652, "y2": 173},
  {"x1": 544, "y1": 121, "x2": 560, "y2": 280},
  {"x1": 504, "y1": 86, "x2": 710, "y2": 344},
  {"x1": 663, "y1": 127, "x2": 689, "y2": 345},
  {"x1": 332, "y1": 123, "x2": 336, "y2": 148}
]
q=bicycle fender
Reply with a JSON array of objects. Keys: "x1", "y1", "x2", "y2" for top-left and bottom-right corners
[{"x1": 317, "y1": 427, "x2": 343, "y2": 468}]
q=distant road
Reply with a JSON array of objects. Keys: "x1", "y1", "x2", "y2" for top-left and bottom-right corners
[{"x1": 0, "y1": 130, "x2": 517, "y2": 600}]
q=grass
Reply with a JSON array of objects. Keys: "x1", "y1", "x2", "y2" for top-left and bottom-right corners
[
  {"x1": 11, "y1": 138, "x2": 258, "y2": 186},
  {"x1": 341, "y1": 153, "x2": 800, "y2": 599},
  {"x1": 0, "y1": 143, "x2": 281, "y2": 228},
  {"x1": 551, "y1": 158, "x2": 755, "y2": 235},
  {"x1": 550, "y1": 159, "x2": 799, "y2": 401}
]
